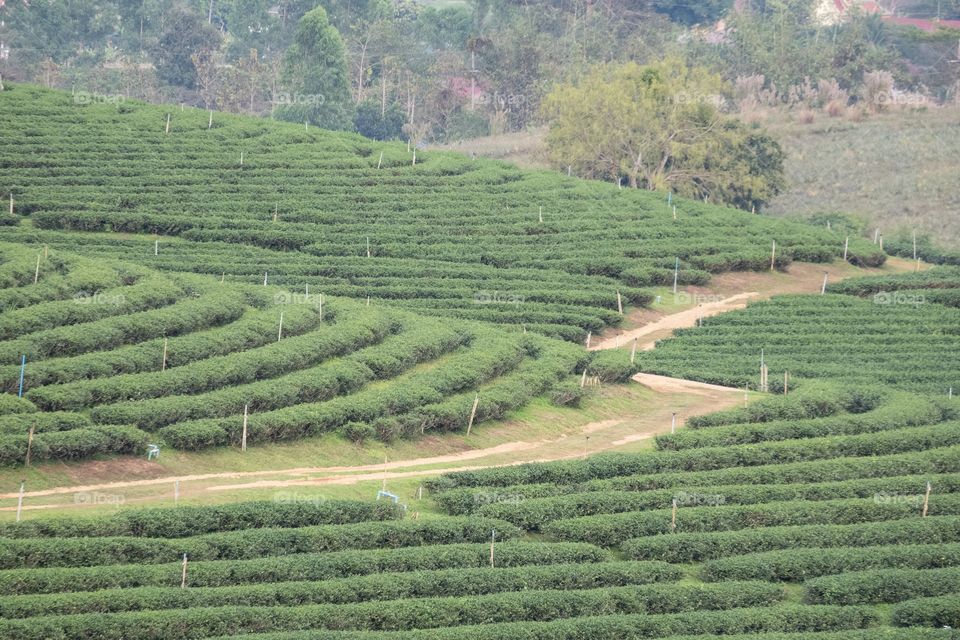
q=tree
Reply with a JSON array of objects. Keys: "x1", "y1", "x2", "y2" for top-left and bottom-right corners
[
  {"x1": 354, "y1": 98, "x2": 405, "y2": 139},
  {"x1": 542, "y1": 59, "x2": 785, "y2": 211},
  {"x1": 152, "y1": 3, "x2": 221, "y2": 88},
  {"x1": 274, "y1": 6, "x2": 353, "y2": 130}
]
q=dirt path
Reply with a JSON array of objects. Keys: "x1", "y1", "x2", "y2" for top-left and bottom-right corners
[{"x1": 589, "y1": 292, "x2": 758, "y2": 351}]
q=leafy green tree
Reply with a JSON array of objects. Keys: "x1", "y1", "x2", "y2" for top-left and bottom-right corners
[
  {"x1": 353, "y1": 98, "x2": 405, "y2": 139},
  {"x1": 274, "y1": 6, "x2": 353, "y2": 130},
  {"x1": 542, "y1": 59, "x2": 785, "y2": 211},
  {"x1": 152, "y1": 3, "x2": 222, "y2": 88}
]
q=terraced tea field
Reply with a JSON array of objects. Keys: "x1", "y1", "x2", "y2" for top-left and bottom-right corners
[{"x1": 1, "y1": 82, "x2": 959, "y2": 638}]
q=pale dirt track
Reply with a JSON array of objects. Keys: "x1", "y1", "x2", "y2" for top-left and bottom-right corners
[{"x1": 589, "y1": 292, "x2": 759, "y2": 351}]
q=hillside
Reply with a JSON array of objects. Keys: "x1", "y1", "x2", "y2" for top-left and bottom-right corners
[{"x1": 0, "y1": 84, "x2": 884, "y2": 343}]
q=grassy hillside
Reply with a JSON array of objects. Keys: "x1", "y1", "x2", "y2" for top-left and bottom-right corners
[{"x1": 0, "y1": 84, "x2": 885, "y2": 342}]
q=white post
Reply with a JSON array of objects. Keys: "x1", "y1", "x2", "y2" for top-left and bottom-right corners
[
  {"x1": 770, "y1": 240, "x2": 776, "y2": 271},
  {"x1": 466, "y1": 393, "x2": 480, "y2": 436},
  {"x1": 821, "y1": 272, "x2": 829, "y2": 295},
  {"x1": 874, "y1": 228, "x2": 879, "y2": 244},
  {"x1": 241, "y1": 404, "x2": 249, "y2": 452},
  {"x1": 240, "y1": 151, "x2": 244, "y2": 166},
  {"x1": 8, "y1": 192, "x2": 12, "y2": 215},
  {"x1": 162, "y1": 337, "x2": 168, "y2": 372},
  {"x1": 377, "y1": 151, "x2": 384, "y2": 169},
  {"x1": 277, "y1": 312, "x2": 284, "y2": 342},
  {"x1": 671, "y1": 412, "x2": 676, "y2": 434},
  {"x1": 34, "y1": 255, "x2": 40, "y2": 284},
  {"x1": 630, "y1": 338, "x2": 638, "y2": 364},
  {"x1": 538, "y1": 206, "x2": 543, "y2": 223},
  {"x1": 208, "y1": 110, "x2": 213, "y2": 129},
  {"x1": 15, "y1": 481, "x2": 24, "y2": 522},
  {"x1": 585, "y1": 331, "x2": 592, "y2": 349},
  {"x1": 263, "y1": 272, "x2": 268, "y2": 286},
  {"x1": 617, "y1": 291, "x2": 623, "y2": 315},
  {"x1": 923, "y1": 482, "x2": 932, "y2": 518},
  {"x1": 672, "y1": 258, "x2": 679, "y2": 295},
  {"x1": 366, "y1": 237, "x2": 371, "y2": 258},
  {"x1": 843, "y1": 236, "x2": 849, "y2": 261},
  {"x1": 673, "y1": 205, "x2": 677, "y2": 220},
  {"x1": 580, "y1": 369, "x2": 587, "y2": 388},
  {"x1": 165, "y1": 113, "x2": 171, "y2": 134},
  {"x1": 181, "y1": 554, "x2": 188, "y2": 588},
  {"x1": 671, "y1": 499, "x2": 677, "y2": 532},
  {"x1": 273, "y1": 204, "x2": 278, "y2": 222},
  {"x1": 490, "y1": 530, "x2": 496, "y2": 567},
  {"x1": 154, "y1": 240, "x2": 158, "y2": 256}
]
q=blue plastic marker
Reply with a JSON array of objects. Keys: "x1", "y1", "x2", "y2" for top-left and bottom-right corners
[{"x1": 17, "y1": 355, "x2": 25, "y2": 398}]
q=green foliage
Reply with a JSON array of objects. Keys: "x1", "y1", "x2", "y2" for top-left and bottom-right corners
[
  {"x1": 805, "y1": 567, "x2": 960, "y2": 605},
  {"x1": 892, "y1": 594, "x2": 960, "y2": 629},
  {"x1": 275, "y1": 6, "x2": 353, "y2": 130},
  {"x1": 542, "y1": 59, "x2": 786, "y2": 211},
  {"x1": 353, "y1": 100, "x2": 406, "y2": 140}
]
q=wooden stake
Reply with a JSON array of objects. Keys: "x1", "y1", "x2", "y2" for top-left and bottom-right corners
[
  {"x1": 377, "y1": 151, "x2": 384, "y2": 169},
  {"x1": 466, "y1": 393, "x2": 480, "y2": 436},
  {"x1": 671, "y1": 412, "x2": 676, "y2": 434},
  {"x1": 33, "y1": 255, "x2": 40, "y2": 284},
  {"x1": 240, "y1": 151, "x2": 244, "y2": 166},
  {"x1": 220, "y1": 272, "x2": 225, "y2": 283},
  {"x1": 630, "y1": 338, "x2": 638, "y2": 364},
  {"x1": 241, "y1": 404, "x2": 248, "y2": 452},
  {"x1": 616, "y1": 290, "x2": 623, "y2": 315},
  {"x1": 16, "y1": 481, "x2": 24, "y2": 522},
  {"x1": 181, "y1": 554, "x2": 188, "y2": 588},
  {"x1": 843, "y1": 236, "x2": 849, "y2": 261},
  {"x1": 672, "y1": 205, "x2": 677, "y2": 220},
  {"x1": 25, "y1": 426, "x2": 34, "y2": 467},
  {"x1": 922, "y1": 481, "x2": 932, "y2": 518},
  {"x1": 821, "y1": 272, "x2": 829, "y2": 295},
  {"x1": 585, "y1": 331, "x2": 592, "y2": 349},
  {"x1": 165, "y1": 113, "x2": 171, "y2": 134},
  {"x1": 744, "y1": 383, "x2": 749, "y2": 408},
  {"x1": 8, "y1": 192, "x2": 12, "y2": 215},
  {"x1": 489, "y1": 530, "x2": 496, "y2": 567},
  {"x1": 580, "y1": 369, "x2": 588, "y2": 388},
  {"x1": 208, "y1": 110, "x2": 213, "y2": 129},
  {"x1": 273, "y1": 204, "x2": 278, "y2": 222},
  {"x1": 417, "y1": 485, "x2": 423, "y2": 501},
  {"x1": 770, "y1": 240, "x2": 776, "y2": 271},
  {"x1": 538, "y1": 206, "x2": 543, "y2": 223},
  {"x1": 263, "y1": 272, "x2": 268, "y2": 286},
  {"x1": 671, "y1": 499, "x2": 677, "y2": 532},
  {"x1": 366, "y1": 237, "x2": 371, "y2": 258},
  {"x1": 874, "y1": 228, "x2": 880, "y2": 244},
  {"x1": 161, "y1": 337, "x2": 168, "y2": 372},
  {"x1": 277, "y1": 312, "x2": 284, "y2": 341},
  {"x1": 879, "y1": 234, "x2": 883, "y2": 251},
  {"x1": 154, "y1": 240, "x2": 158, "y2": 256},
  {"x1": 366, "y1": 296, "x2": 370, "y2": 307},
  {"x1": 784, "y1": 371, "x2": 789, "y2": 395},
  {"x1": 672, "y1": 257, "x2": 679, "y2": 294}
]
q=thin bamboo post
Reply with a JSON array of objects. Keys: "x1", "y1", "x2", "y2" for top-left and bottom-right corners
[
  {"x1": 630, "y1": 338, "x2": 638, "y2": 364},
  {"x1": 8, "y1": 192, "x2": 12, "y2": 215},
  {"x1": 538, "y1": 206, "x2": 543, "y2": 223},
  {"x1": 585, "y1": 332, "x2": 592, "y2": 349},
  {"x1": 671, "y1": 412, "x2": 676, "y2": 434},
  {"x1": 672, "y1": 258, "x2": 679, "y2": 294},
  {"x1": 25, "y1": 426, "x2": 34, "y2": 467},
  {"x1": 489, "y1": 530, "x2": 496, "y2": 567},
  {"x1": 821, "y1": 272, "x2": 829, "y2": 295},
  {"x1": 263, "y1": 272, "x2": 268, "y2": 286},
  {"x1": 181, "y1": 554, "x2": 188, "y2": 588},
  {"x1": 161, "y1": 338, "x2": 168, "y2": 372},
  {"x1": 671, "y1": 499, "x2": 677, "y2": 532},
  {"x1": 377, "y1": 151, "x2": 383, "y2": 169},
  {"x1": 208, "y1": 110, "x2": 213, "y2": 129},
  {"x1": 154, "y1": 240, "x2": 158, "y2": 256},
  {"x1": 33, "y1": 255, "x2": 40, "y2": 284},
  {"x1": 366, "y1": 237, "x2": 371, "y2": 258},
  {"x1": 672, "y1": 205, "x2": 677, "y2": 220},
  {"x1": 273, "y1": 204, "x2": 278, "y2": 222},
  {"x1": 241, "y1": 405, "x2": 249, "y2": 452},
  {"x1": 466, "y1": 393, "x2": 479, "y2": 436},
  {"x1": 580, "y1": 369, "x2": 587, "y2": 388},
  {"x1": 874, "y1": 228, "x2": 880, "y2": 244},
  {"x1": 617, "y1": 290, "x2": 623, "y2": 315},
  {"x1": 277, "y1": 312, "x2": 284, "y2": 341},
  {"x1": 16, "y1": 481, "x2": 25, "y2": 522},
  {"x1": 784, "y1": 371, "x2": 789, "y2": 395},
  {"x1": 843, "y1": 236, "x2": 849, "y2": 261},
  {"x1": 770, "y1": 240, "x2": 777, "y2": 270},
  {"x1": 744, "y1": 383, "x2": 749, "y2": 408},
  {"x1": 165, "y1": 113, "x2": 171, "y2": 134},
  {"x1": 922, "y1": 482, "x2": 932, "y2": 518}
]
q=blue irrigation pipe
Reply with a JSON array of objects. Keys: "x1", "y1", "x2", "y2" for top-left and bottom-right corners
[{"x1": 17, "y1": 355, "x2": 25, "y2": 398}]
